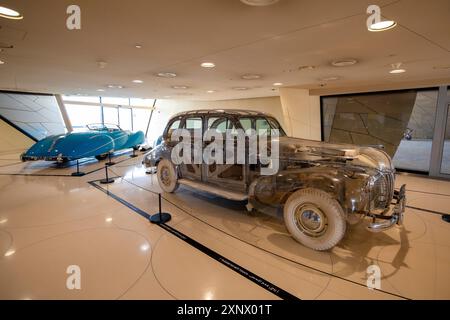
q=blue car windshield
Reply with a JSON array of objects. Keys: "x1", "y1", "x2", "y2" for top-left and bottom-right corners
[{"x1": 87, "y1": 124, "x2": 121, "y2": 131}]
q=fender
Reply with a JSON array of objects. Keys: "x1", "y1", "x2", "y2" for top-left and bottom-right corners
[{"x1": 249, "y1": 167, "x2": 346, "y2": 212}]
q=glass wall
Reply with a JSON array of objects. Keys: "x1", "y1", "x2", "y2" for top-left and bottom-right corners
[
  {"x1": 441, "y1": 104, "x2": 450, "y2": 175},
  {"x1": 62, "y1": 95, "x2": 155, "y2": 142},
  {"x1": 321, "y1": 89, "x2": 439, "y2": 173}
]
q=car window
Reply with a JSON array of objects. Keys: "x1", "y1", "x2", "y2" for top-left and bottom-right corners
[
  {"x1": 166, "y1": 119, "x2": 181, "y2": 138},
  {"x1": 256, "y1": 118, "x2": 271, "y2": 133},
  {"x1": 208, "y1": 117, "x2": 239, "y2": 136},
  {"x1": 185, "y1": 117, "x2": 202, "y2": 130},
  {"x1": 239, "y1": 118, "x2": 252, "y2": 132}
]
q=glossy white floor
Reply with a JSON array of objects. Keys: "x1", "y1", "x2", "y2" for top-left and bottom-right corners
[{"x1": 0, "y1": 151, "x2": 449, "y2": 300}]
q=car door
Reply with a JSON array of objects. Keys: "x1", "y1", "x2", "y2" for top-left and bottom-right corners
[
  {"x1": 204, "y1": 116, "x2": 246, "y2": 192},
  {"x1": 178, "y1": 116, "x2": 203, "y2": 181}
]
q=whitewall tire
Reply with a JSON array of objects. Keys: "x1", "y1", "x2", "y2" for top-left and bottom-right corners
[
  {"x1": 157, "y1": 159, "x2": 179, "y2": 193},
  {"x1": 283, "y1": 188, "x2": 346, "y2": 251}
]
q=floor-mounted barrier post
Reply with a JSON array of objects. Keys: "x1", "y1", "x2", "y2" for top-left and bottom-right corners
[
  {"x1": 130, "y1": 148, "x2": 138, "y2": 158},
  {"x1": 71, "y1": 160, "x2": 86, "y2": 177},
  {"x1": 106, "y1": 153, "x2": 116, "y2": 166},
  {"x1": 100, "y1": 164, "x2": 115, "y2": 184},
  {"x1": 150, "y1": 193, "x2": 171, "y2": 224}
]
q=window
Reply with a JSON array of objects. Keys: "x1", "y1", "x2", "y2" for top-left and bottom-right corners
[
  {"x1": 208, "y1": 117, "x2": 234, "y2": 133},
  {"x1": 185, "y1": 117, "x2": 202, "y2": 130},
  {"x1": 132, "y1": 108, "x2": 151, "y2": 133},
  {"x1": 103, "y1": 107, "x2": 119, "y2": 125},
  {"x1": 65, "y1": 104, "x2": 102, "y2": 131},
  {"x1": 321, "y1": 89, "x2": 439, "y2": 173},
  {"x1": 256, "y1": 118, "x2": 271, "y2": 132},
  {"x1": 239, "y1": 118, "x2": 252, "y2": 132},
  {"x1": 119, "y1": 108, "x2": 132, "y2": 131}
]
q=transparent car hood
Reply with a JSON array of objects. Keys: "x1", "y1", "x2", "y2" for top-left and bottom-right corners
[{"x1": 277, "y1": 137, "x2": 394, "y2": 172}]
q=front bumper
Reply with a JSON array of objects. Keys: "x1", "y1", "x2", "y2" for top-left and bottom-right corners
[
  {"x1": 366, "y1": 184, "x2": 406, "y2": 233},
  {"x1": 21, "y1": 152, "x2": 68, "y2": 163}
]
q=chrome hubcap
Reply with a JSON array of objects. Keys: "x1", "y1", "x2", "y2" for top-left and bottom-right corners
[
  {"x1": 160, "y1": 166, "x2": 171, "y2": 186},
  {"x1": 294, "y1": 204, "x2": 327, "y2": 237}
]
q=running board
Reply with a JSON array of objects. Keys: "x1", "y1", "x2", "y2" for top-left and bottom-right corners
[{"x1": 178, "y1": 179, "x2": 248, "y2": 201}]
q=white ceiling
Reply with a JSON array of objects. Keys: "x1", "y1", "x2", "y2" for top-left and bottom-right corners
[{"x1": 0, "y1": 0, "x2": 449, "y2": 100}]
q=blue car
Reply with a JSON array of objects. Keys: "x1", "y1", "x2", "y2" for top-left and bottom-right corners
[{"x1": 21, "y1": 124, "x2": 145, "y2": 163}]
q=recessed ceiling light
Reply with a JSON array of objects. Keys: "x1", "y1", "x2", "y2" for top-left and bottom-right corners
[
  {"x1": 135, "y1": 44, "x2": 142, "y2": 49},
  {"x1": 233, "y1": 87, "x2": 249, "y2": 91},
  {"x1": 273, "y1": 82, "x2": 283, "y2": 86},
  {"x1": 97, "y1": 89, "x2": 105, "y2": 92},
  {"x1": 201, "y1": 62, "x2": 215, "y2": 68},
  {"x1": 97, "y1": 61, "x2": 107, "y2": 69},
  {"x1": 390, "y1": 69, "x2": 406, "y2": 74},
  {"x1": 331, "y1": 59, "x2": 358, "y2": 67},
  {"x1": 298, "y1": 65, "x2": 316, "y2": 71},
  {"x1": 105, "y1": 217, "x2": 113, "y2": 222},
  {"x1": 156, "y1": 72, "x2": 177, "y2": 78},
  {"x1": 4, "y1": 249, "x2": 15, "y2": 257},
  {"x1": 0, "y1": 60, "x2": 5, "y2": 65},
  {"x1": 318, "y1": 76, "x2": 340, "y2": 81},
  {"x1": 107, "y1": 85, "x2": 123, "y2": 89},
  {"x1": 0, "y1": 6, "x2": 23, "y2": 20},
  {"x1": 389, "y1": 62, "x2": 406, "y2": 74},
  {"x1": 132, "y1": 79, "x2": 144, "y2": 83},
  {"x1": 0, "y1": 218, "x2": 7, "y2": 224},
  {"x1": 207, "y1": 90, "x2": 216, "y2": 93},
  {"x1": 368, "y1": 20, "x2": 397, "y2": 32},
  {"x1": 163, "y1": 96, "x2": 171, "y2": 98},
  {"x1": 240, "y1": 0, "x2": 280, "y2": 6},
  {"x1": 172, "y1": 85, "x2": 189, "y2": 89},
  {"x1": 241, "y1": 74, "x2": 262, "y2": 80}
]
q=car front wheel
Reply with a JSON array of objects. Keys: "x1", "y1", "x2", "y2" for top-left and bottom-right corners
[
  {"x1": 283, "y1": 188, "x2": 346, "y2": 251},
  {"x1": 95, "y1": 154, "x2": 108, "y2": 161},
  {"x1": 157, "y1": 159, "x2": 179, "y2": 193}
]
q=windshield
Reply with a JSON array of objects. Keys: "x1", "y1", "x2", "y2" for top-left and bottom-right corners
[
  {"x1": 238, "y1": 116, "x2": 286, "y2": 136},
  {"x1": 87, "y1": 123, "x2": 121, "y2": 131}
]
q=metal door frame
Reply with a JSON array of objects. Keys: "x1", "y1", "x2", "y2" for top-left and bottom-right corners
[{"x1": 430, "y1": 86, "x2": 450, "y2": 178}]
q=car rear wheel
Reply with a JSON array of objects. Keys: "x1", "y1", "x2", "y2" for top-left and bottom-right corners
[
  {"x1": 157, "y1": 159, "x2": 179, "y2": 193},
  {"x1": 283, "y1": 188, "x2": 346, "y2": 251},
  {"x1": 95, "y1": 154, "x2": 108, "y2": 161}
]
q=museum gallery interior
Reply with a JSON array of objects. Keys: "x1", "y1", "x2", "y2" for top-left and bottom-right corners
[{"x1": 0, "y1": 0, "x2": 449, "y2": 301}]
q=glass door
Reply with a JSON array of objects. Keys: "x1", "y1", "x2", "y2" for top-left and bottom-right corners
[{"x1": 430, "y1": 86, "x2": 450, "y2": 178}]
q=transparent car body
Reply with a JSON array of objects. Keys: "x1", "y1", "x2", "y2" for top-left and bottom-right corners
[{"x1": 144, "y1": 109, "x2": 405, "y2": 233}]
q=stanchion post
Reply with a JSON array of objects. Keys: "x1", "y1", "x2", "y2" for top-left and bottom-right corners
[
  {"x1": 71, "y1": 159, "x2": 86, "y2": 177},
  {"x1": 150, "y1": 193, "x2": 171, "y2": 224},
  {"x1": 106, "y1": 153, "x2": 116, "y2": 166},
  {"x1": 100, "y1": 164, "x2": 115, "y2": 184}
]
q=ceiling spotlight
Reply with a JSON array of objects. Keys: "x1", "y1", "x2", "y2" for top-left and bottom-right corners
[
  {"x1": 318, "y1": 76, "x2": 340, "y2": 81},
  {"x1": 0, "y1": 6, "x2": 23, "y2": 20},
  {"x1": 156, "y1": 72, "x2": 177, "y2": 78},
  {"x1": 135, "y1": 44, "x2": 143, "y2": 49},
  {"x1": 232, "y1": 87, "x2": 249, "y2": 91},
  {"x1": 0, "y1": 218, "x2": 7, "y2": 224},
  {"x1": 97, "y1": 61, "x2": 107, "y2": 69},
  {"x1": 105, "y1": 217, "x2": 113, "y2": 222},
  {"x1": 201, "y1": 62, "x2": 216, "y2": 68},
  {"x1": 132, "y1": 79, "x2": 144, "y2": 83},
  {"x1": 107, "y1": 85, "x2": 123, "y2": 89},
  {"x1": 4, "y1": 249, "x2": 15, "y2": 257},
  {"x1": 389, "y1": 62, "x2": 406, "y2": 74},
  {"x1": 172, "y1": 85, "x2": 189, "y2": 89},
  {"x1": 298, "y1": 65, "x2": 316, "y2": 71},
  {"x1": 368, "y1": 20, "x2": 397, "y2": 32},
  {"x1": 207, "y1": 90, "x2": 216, "y2": 93},
  {"x1": 241, "y1": 74, "x2": 262, "y2": 80},
  {"x1": 240, "y1": 0, "x2": 280, "y2": 6},
  {"x1": 0, "y1": 60, "x2": 5, "y2": 65},
  {"x1": 331, "y1": 59, "x2": 358, "y2": 67},
  {"x1": 273, "y1": 82, "x2": 283, "y2": 86}
]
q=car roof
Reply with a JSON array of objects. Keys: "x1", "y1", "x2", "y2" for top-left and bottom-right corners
[{"x1": 171, "y1": 109, "x2": 275, "y2": 119}]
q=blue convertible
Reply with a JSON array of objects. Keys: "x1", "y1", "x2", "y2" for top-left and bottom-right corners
[{"x1": 21, "y1": 124, "x2": 145, "y2": 163}]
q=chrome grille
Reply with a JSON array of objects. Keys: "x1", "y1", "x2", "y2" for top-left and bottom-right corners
[{"x1": 369, "y1": 171, "x2": 395, "y2": 211}]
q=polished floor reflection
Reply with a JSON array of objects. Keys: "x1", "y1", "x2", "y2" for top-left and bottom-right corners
[{"x1": 0, "y1": 152, "x2": 449, "y2": 300}]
